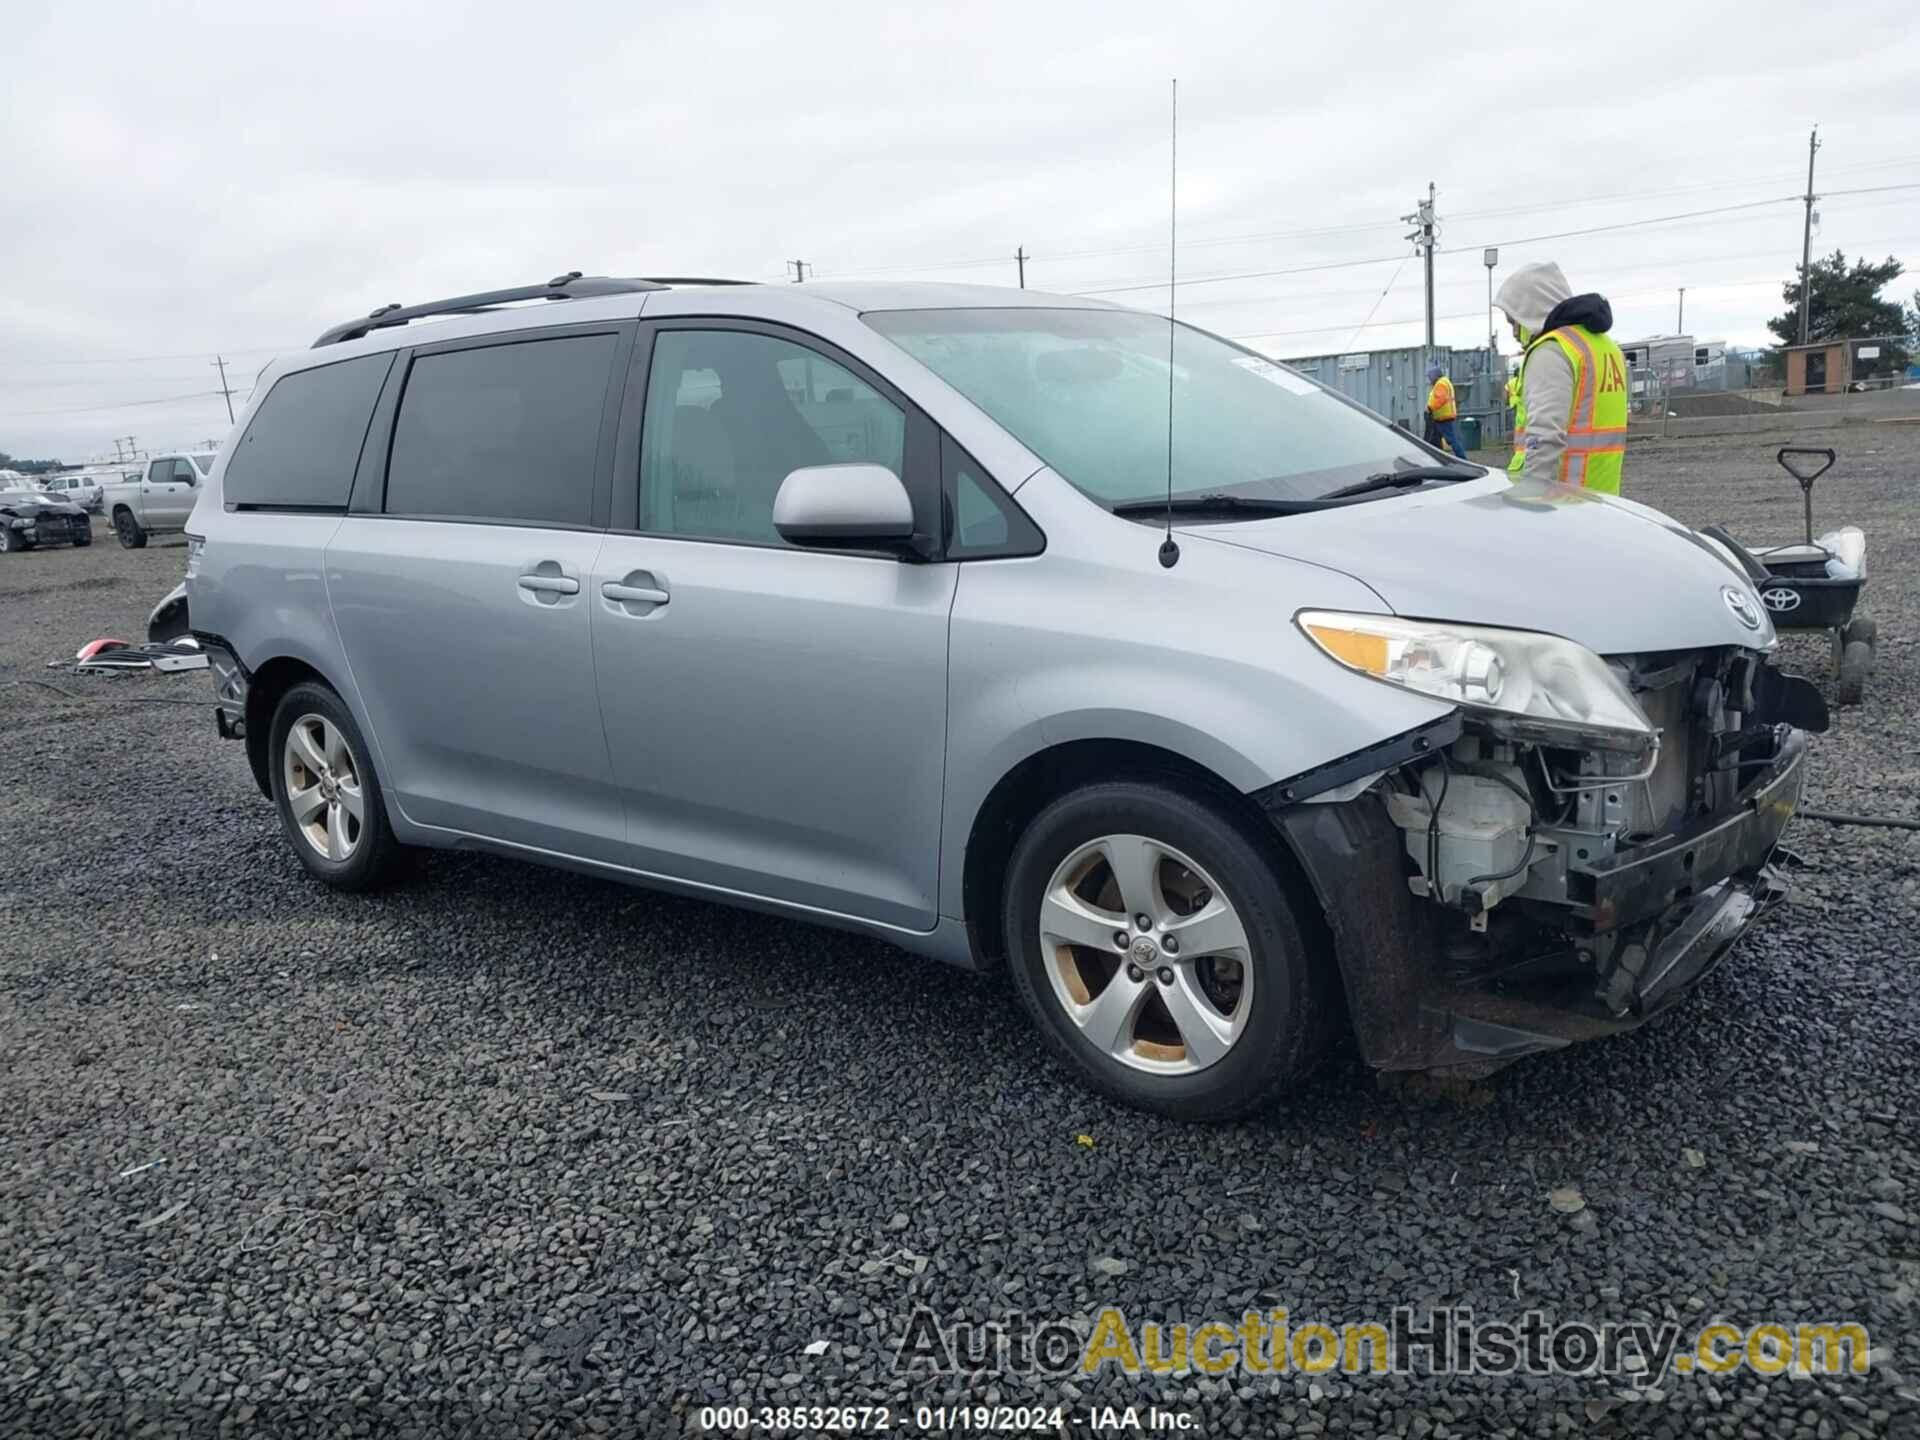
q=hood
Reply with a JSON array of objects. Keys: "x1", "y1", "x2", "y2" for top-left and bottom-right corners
[
  {"x1": 1539, "y1": 291, "x2": 1613, "y2": 336},
  {"x1": 2, "y1": 497, "x2": 83, "y2": 516},
  {"x1": 1493, "y1": 261, "x2": 1571, "y2": 333},
  {"x1": 1192, "y1": 476, "x2": 1776, "y2": 655}
]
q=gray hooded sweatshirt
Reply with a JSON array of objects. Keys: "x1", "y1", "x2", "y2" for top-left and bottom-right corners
[{"x1": 1494, "y1": 260, "x2": 1612, "y2": 483}]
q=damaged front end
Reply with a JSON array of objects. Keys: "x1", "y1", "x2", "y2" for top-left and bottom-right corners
[{"x1": 1265, "y1": 642, "x2": 1820, "y2": 1074}]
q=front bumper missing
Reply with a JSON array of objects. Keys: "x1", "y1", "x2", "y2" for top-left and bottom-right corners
[
  {"x1": 1574, "y1": 728, "x2": 1807, "y2": 932},
  {"x1": 1271, "y1": 728, "x2": 1809, "y2": 1074}
]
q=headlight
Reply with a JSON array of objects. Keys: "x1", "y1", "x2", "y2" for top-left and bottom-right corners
[{"x1": 1296, "y1": 611, "x2": 1654, "y2": 750}]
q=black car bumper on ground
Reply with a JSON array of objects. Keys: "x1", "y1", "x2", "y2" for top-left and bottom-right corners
[{"x1": 1274, "y1": 729, "x2": 1809, "y2": 1074}]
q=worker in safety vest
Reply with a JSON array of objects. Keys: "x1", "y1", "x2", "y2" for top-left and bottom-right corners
[
  {"x1": 1423, "y1": 364, "x2": 1468, "y2": 460},
  {"x1": 1493, "y1": 260, "x2": 1629, "y2": 493}
]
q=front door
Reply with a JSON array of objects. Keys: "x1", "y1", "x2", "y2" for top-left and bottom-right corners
[
  {"x1": 143, "y1": 458, "x2": 197, "y2": 527},
  {"x1": 326, "y1": 327, "x2": 628, "y2": 858},
  {"x1": 590, "y1": 323, "x2": 954, "y2": 930}
]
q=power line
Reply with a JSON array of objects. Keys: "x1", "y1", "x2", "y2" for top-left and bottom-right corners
[
  {"x1": 1076, "y1": 187, "x2": 1920, "y2": 298},
  {"x1": 0, "y1": 390, "x2": 231, "y2": 420},
  {"x1": 5, "y1": 344, "x2": 290, "y2": 367},
  {"x1": 802, "y1": 160, "x2": 1920, "y2": 282}
]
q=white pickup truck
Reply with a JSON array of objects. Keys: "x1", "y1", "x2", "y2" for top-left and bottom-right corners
[{"x1": 103, "y1": 452, "x2": 218, "y2": 548}]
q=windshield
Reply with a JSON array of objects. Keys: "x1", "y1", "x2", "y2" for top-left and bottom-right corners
[
  {"x1": 864, "y1": 307, "x2": 1440, "y2": 507},
  {"x1": 190, "y1": 454, "x2": 217, "y2": 474}
]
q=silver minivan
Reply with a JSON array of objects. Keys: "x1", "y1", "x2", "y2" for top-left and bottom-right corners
[{"x1": 187, "y1": 274, "x2": 1820, "y2": 1118}]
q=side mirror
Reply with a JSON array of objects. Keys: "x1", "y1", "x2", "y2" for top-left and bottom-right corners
[{"x1": 773, "y1": 464, "x2": 920, "y2": 554}]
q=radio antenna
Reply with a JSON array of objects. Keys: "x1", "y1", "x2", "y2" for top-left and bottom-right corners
[{"x1": 1158, "y1": 77, "x2": 1180, "y2": 570}]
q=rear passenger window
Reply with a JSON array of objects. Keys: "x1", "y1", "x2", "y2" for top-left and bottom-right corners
[
  {"x1": 224, "y1": 353, "x2": 392, "y2": 510},
  {"x1": 385, "y1": 334, "x2": 615, "y2": 526}
]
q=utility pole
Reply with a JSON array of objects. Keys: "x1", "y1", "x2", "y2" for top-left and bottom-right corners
[
  {"x1": 1403, "y1": 183, "x2": 1438, "y2": 349},
  {"x1": 1798, "y1": 124, "x2": 1820, "y2": 345},
  {"x1": 1677, "y1": 287, "x2": 1686, "y2": 333},
  {"x1": 211, "y1": 355, "x2": 236, "y2": 424},
  {"x1": 1015, "y1": 246, "x2": 1028, "y2": 289},
  {"x1": 787, "y1": 260, "x2": 810, "y2": 284}
]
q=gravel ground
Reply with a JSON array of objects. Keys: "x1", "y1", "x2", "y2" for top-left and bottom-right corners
[{"x1": 2, "y1": 437, "x2": 1916, "y2": 1440}]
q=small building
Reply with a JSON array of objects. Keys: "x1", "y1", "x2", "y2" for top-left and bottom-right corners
[{"x1": 1780, "y1": 335, "x2": 1907, "y2": 396}]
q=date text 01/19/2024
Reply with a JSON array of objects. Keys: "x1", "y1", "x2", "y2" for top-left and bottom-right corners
[{"x1": 695, "y1": 1404, "x2": 1196, "y2": 1432}]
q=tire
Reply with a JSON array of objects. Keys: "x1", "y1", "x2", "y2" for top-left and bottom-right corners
[
  {"x1": 114, "y1": 509, "x2": 147, "y2": 549},
  {"x1": 72, "y1": 527, "x2": 92, "y2": 547},
  {"x1": 0, "y1": 527, "x2": 18, "y2": 554},
  {"x1": 1001, "y1": 779, "x2": 1333, "y2": 1120},
  {"x1": 269, "y1": 681, "x2": 404, "y2": 891},
  {"x1": 1836, "y1": 640, "x2": 1872, "y2": 706}
]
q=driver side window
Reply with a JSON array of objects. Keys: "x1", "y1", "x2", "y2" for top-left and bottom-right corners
[{"x1": 638, "y1": 329, "x2": 905, "y2": 546}]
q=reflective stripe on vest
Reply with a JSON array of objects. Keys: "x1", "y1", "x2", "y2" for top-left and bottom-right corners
[
  {"x1": 1510, "y1": 324, "x2": 1629, "y2": 493},
  {"x1": 1427, "y1": 376, "x2": 1457, "y2": 421}
]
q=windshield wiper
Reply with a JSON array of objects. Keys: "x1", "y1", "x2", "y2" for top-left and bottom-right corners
[
  {"x1": 1110, "y1": 492, "x2": 1317, "y2": 518},
  {"x1": 1316, "y1": 465, "x2": 1483, "y2": 502}
]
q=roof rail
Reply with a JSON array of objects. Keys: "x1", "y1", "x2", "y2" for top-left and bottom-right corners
[{"x1": 312, "y1": 271, "x2": 710, "y2": 348}]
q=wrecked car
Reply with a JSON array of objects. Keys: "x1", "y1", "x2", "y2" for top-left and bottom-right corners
[
  {"x1": 184, "y1": 275, "x2": 1819, "y2": 1119},
  {"x1": 0, "y1": 490, "x2": 93, "y2": 552}
]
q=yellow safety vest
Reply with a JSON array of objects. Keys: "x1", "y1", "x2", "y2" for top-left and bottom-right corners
[
  {"x1": 1426, "y1": 375, "x2": 1457, "y2": 421},
  {"x1": 1506, "y1": 323, "x2": 1629, "y2": 494}
]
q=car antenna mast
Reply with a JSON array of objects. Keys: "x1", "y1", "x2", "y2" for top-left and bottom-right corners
[{"x1": 1158, "y1": 77, "x2": 1180, "y2": 570}]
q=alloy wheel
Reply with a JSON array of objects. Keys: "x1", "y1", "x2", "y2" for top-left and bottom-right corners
[
  {"x1": 1037, "y1": 833, "x2": 1253, "y2": 1074},
  {"x1": 282, "y1": 713, "x2": 364, "y2": 861}
]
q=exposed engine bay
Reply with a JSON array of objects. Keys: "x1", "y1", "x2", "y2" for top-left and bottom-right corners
[{"x1": 1381, "y1": 645, "x2": 1822, "y2": 1023}]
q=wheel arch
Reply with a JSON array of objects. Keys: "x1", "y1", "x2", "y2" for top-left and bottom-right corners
[
  {"x1": 242, "y1": 656, "x2": 338, "y2": 799},
  {"x1": 958, "y1": 737, "x2": 1334, "y2": 977}
]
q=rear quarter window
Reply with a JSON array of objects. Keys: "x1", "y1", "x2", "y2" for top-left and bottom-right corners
[{"x1": 223, "y1": 353, "x2": 393, "y2": 510}]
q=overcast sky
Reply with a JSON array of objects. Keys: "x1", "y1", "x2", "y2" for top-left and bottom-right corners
[{"x1": 3, "y1": 0, "x2": 1916, "y2": 460}]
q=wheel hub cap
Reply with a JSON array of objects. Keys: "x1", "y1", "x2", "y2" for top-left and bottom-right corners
[{"x1": 1037, "y1": 833, "x2": 1253, "y2": 1076}]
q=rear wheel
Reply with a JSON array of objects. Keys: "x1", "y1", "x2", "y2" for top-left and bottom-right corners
[
  {"x1": 1836, "y1": 640, "x2": 1872, "y2": 706},
  {"x1": 1001, "y1": 780, "x2": 1332, "y2": 1120},
  {"x1": 114, "y1": 509, "x2": 147, "y2": 549},
  {"x1": 269, "y1": 681, "x2": 404, "y2": 890}
]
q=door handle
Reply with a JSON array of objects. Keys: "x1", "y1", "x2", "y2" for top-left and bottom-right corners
[
  {"x1": 602, "y1": 583, "x2": 670, "y2": 605},
  {"x1": 517, "y1": 574, "x2": 580, "y2": 596},
  {"x1": 601, "y1": 570, "x2": 670, "y2": 615}
]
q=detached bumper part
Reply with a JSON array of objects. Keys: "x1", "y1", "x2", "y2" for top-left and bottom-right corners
[
  {"x1": 1271, "y1": 728, "x2": 1808, "y2": 1074},
  {"x1": 196, "y1": 633, "x2": 249, "y2": 740}
]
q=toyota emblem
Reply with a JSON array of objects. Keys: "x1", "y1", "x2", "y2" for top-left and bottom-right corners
[
  {"x1": 1760, "y1": 587, "x2": 1802, "y2": 613},
  {"x1": 1722, "y1": 585, "x2": 1763, "y2": 630}
]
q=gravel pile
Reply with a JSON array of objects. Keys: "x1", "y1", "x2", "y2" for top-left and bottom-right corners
[{"x1": 1, "y1": 443, "x2": 1916, "y2": 1439}]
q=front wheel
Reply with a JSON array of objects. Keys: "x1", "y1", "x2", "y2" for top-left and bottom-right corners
[
  {"x1": 269, "y1": 681, "x2": 405, "y2": 891},
  {"x1": 72, "y1": 527, "x2": 92, "y2": 547},
  {"x1": 1001, "y1": 780, "x2": 1333, "y2": 1120},
  {"x1": 0, "y1": 527, "x2": 22, "y2": 553},
  {"x1": 114, "y1": 510, "x2": 147, "y2": 549}
]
